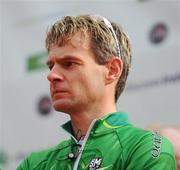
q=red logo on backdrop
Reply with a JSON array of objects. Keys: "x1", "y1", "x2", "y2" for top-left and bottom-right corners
[
  {"x1": 150, "y1": 23, "x2": 168, "y2": 44},
  {"x1": 37, "y1": 96, "x2": 52, "y2": 115}
]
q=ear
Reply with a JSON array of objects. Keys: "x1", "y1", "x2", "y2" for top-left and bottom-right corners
[{"x1": 105, "y1": 57, "x2": 123, "y2": 85}]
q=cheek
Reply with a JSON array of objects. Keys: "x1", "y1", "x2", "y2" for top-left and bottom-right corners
[
  {"x1": 69, "y1": 65, "x2": 105, "y2": 98},
  {"x1": 81, "y1": 72, "x2": 104, "y2": 95}
]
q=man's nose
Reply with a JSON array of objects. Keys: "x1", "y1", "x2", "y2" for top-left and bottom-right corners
[{"x1": 47, "y1": 66, "x2": 63, "y2": 82}]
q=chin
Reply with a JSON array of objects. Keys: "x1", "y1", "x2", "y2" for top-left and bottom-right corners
[{"x1": 53, "y1": 100, "x2": 74, "y2": 113}]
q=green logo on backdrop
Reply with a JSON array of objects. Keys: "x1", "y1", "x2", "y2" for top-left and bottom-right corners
[{"x1": 27, "y1": 51, "x2": 48, "y2": 72}]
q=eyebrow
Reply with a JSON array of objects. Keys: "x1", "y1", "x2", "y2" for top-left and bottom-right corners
[{"x1": 46, "y1": 55, "x2": 83, "y2": 66}]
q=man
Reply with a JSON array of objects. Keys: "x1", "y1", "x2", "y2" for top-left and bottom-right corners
[{"x1": 17, "y1": 14, "x2": 176, "y2": 170}]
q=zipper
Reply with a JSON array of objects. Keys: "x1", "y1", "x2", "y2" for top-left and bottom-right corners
[{"x1": 73, "y1": 119, "x2": 97, "y2": 170}]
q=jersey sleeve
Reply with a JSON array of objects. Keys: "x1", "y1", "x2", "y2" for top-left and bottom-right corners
[
  {"x1": 126, "y1": 132, "x2": 177, "y2": 170},
  {"x1": 16, "y1": 151, "x2": 46, "y2": 170},
  {"x1": 16, "y1": 156, "x2": 30, "y2": 170}
]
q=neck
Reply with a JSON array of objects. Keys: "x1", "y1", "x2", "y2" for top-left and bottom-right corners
[{"x1": 69, "y1": 102, "x2": 117, "y2": 139}]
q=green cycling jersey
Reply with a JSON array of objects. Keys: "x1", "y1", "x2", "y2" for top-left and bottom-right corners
[{"x1": 17, "y1": 112, "x2": 176, "y2": 170}]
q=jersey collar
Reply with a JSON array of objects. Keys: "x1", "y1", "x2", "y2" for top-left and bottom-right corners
[{"x1": 61, "y1": 112, "x2": 131, "y2": 136}]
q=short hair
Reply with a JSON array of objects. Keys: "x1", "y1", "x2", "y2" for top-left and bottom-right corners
[{"x1": 45, "y1": 14, "x2": 132, "y2": 102}]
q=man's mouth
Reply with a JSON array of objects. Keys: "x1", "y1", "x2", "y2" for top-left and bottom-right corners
[{"x1": 52, "y1": 89, "x2": 69, "y2": 98}]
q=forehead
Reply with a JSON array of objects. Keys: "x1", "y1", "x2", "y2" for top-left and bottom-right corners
[
  {"x1": 48, "y1": 31, "x2": 94, "y2": 60},
  {"x1": 49, "y1": 31, "x2": 91, "y2": 51},
  {"x1": 69, "y1": 31, "x2": 91, "y2": 49}
]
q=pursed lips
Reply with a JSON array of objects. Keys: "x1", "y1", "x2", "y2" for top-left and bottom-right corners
[{"x1": 51, "y1": 89, "x2": 69, "y2": 97}]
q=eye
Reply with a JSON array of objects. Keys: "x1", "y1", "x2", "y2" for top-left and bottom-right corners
[
  {"x1": 47, "y1": 64, "x2": 53, "y2": 70},
  {"x1": 63, "y1": 61, "x2": 77, "y2": 68}
]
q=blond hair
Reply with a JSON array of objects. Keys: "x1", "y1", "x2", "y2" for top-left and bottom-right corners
[{"x1": 45, "y1": 15, "x2": 132, "y2": 102}]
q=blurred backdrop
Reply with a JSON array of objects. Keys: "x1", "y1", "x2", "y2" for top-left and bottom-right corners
[{"x1": 0, "y1": 0, "x2": 180, "y2": 169}]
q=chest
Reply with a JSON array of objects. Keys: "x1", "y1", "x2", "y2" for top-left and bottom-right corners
[{"x1": 43, "y1": 133, "x2": 124, "y2": 170}]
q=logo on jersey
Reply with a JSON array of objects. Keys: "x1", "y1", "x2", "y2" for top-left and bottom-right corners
[
  {"x1": 151, "y1": 132, "x2": 162, "y2": 158},
  {"x1": 88, "y1": 157, "x2": 102, "y2": 170}
]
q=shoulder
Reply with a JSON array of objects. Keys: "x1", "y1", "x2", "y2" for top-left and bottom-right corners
[
  {"x1": 116, "y1": 126, "x2": 176, "y2": 169},
  {"x1": 16, "y1": 139, "x2": 71, "y2": 170},
  {"x1": 115, "y1": 125, "x2": 154, "y2": 147}
]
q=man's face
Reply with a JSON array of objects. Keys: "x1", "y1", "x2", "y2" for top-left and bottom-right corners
[{"x1": 47, "y1": 32, "x2": 107, "y2": 114}]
